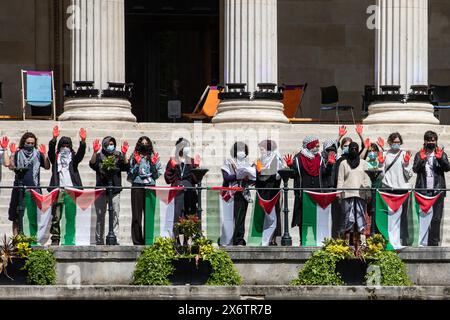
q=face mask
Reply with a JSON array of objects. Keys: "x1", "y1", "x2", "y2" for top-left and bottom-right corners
[
  {"x1": 107, "y1": 145, "x2": 115, "y2": 152},
  {"x1": 311, "y1": 147, "x2": 320, "y2": 155},
  {"x1": 140, "y1": 144, "x2": 151, "y2": 153},
  {"x1": 342, "y1": 146, "x2": 349, "y2": 154},
  {"x1": 60, "y1": 147, "x2": 71, "y2": 154},
  {"x1": 236, "y1": 151, "x2": 246, "y2": 160},
  {"x1": 391, "y1": 143, "x2": 401, "y2": 151},
  {"x1": 367, "y1": 151, "x2": 377, "y2": 161},
  {"x1": 182, "y1": 147, "x2": 191, "y2": 158},
  {"x1": 426, "y1": 143, "x2": 436, "y2": 150},
  {"x1": 23, "y1": 143, "x2": 34, "y2": 151}
]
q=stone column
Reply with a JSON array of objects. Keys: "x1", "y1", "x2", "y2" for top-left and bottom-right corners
[
  {"x1": 59, "y1": 0, "x2": 136, "y2": 122},
  {"x1": 364, "y1": 0, "x2": 438, "y2": 124},
  {"x1": 212, "y1": 0, "x2": 288, "y2": 123}
]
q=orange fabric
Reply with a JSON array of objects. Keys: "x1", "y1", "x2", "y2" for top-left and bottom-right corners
[
  {"x1": 201, "y1": 87, "x2": 221, "y2": 117},
  {"x1": 282, "y1": 86, "x2": 304, "y2": 118}
]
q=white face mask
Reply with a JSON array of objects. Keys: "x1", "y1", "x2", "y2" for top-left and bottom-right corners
[
  {"x1": 182, "y1": 147, "x2": 191, "y2": 158},
  {"x1": 236, "y1": 151, "x2": 246, "y2": 160},
  {"x1": 60, "y1": 147, "x2": 71, "y2": 154},
  {"x1": 311, "y1": 147, "x2": 320, "y2": 155}
]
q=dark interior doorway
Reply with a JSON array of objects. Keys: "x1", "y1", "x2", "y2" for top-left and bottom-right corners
[{"x1": 125, "y1": 0, "x2": 220, "y2": 122}]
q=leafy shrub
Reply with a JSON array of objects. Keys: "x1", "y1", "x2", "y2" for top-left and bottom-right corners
[{"x1": 23, "y1": 250, "x2": 56, "y2": 285}]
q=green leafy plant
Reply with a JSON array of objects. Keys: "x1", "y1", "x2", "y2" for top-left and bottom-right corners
[
  {"x1": 101, "y1": 155, "x2": 118, "y2": 171},
  {"x1": 132, "y1": 237, "x2": 176, "y2": 285},
  {"x1": 0, "y1": 234, "x2": 36, "y2": 279},
  {"x1": 175, "y1": 215, "x2": 202, "y2": 241},
  {"x1": 291, "y1": 236, "x2": 412, "y2": 286},
  {"x1": 22, "y1": 249, "x2": 56, "y2": 285},
  {"x1": 132, "y1": 236, "x2": 242, "y2": 286}
]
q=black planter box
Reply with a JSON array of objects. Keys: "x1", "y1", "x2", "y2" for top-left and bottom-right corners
[
  {"x1": 169, "y1": 258, "x2": 212, "y2": 285},
  {"x1": 0, "y1": 258, "x2": 27, "y2": 285},
  {"x1": 335, "y1": 259, "x2": 368, "y2": 285}
]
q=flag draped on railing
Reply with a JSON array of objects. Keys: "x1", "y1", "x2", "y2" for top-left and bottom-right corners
[
  {"x1": 248, "y1": 191, "x2": 281, "y2": 246},
  {"x1": 205, "y1": 186, "x2": 243, "y2": 245},
  {"x1": 302, "y1": 191, "x2": 341, "y2": 246},
  {"x1": 144, "y1": 186, "x2": 184, "y2": 245}
]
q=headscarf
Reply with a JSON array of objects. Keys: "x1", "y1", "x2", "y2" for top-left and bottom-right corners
[
  {"x1": 257, "y1": 139, "x2": 282, "y2": 180},
  {"x1": 299, "y1": 136, "x2": 321, "y2": 177},
  {"x1": 16, "y1": 147, "x2": 41, "y2": 185},
  {"x1": 347, "y1": 142, "x2": 361, "y2": 169},
  {"x1": 100, "y1": 136, "x2": 119, "y2": 160},
  {"x1": 57, "y1": 137, "x2": 73, "y2": 173},
  {"x1": 321, "y1": 137, "x2": 338, "y2": 162},
  {"x1": 175, "y1": 138, "x2": 191, "y2": 163}
]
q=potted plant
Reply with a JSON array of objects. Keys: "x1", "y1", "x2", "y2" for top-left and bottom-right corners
[
  {"x1": 100, "y1": 155, "x2": 120, "y2": 177},
  {"x1": 0, "y1": 234, "x2": 35, "y2": 285}
]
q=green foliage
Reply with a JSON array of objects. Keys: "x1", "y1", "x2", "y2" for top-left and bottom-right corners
[
  {"x1": 132, "y1": 236, "x2": 242, "y2": 286},
  {"x1": 101, "y1": 155, "x2": 118, "y2": 171},
  {"x1": 175, "y1": 215, "x2": 202, "y2": 240},
  {"x1": 200, "y1": 242, "x2": 242, "y2": 286},
  {"x1": 23, "y1": 249, "x2": 56, "y2": 285},
  {"x1": 291, "y1": 238, "x2": 348, "y2": 285},
  {"x1": 365, "y1": 251, "x2": 412, "y2": 286},
  {"x1": 132, "y1": 237, "x2": 175, "y2": 285},
  {"x1": 292, "y1": 236, "x2": 412, "y2": 286}
]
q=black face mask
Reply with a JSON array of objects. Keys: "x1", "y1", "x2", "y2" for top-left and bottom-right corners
[
  {"x1": 139, "y1": 144, "x2": 151, "y2": 154},
  {"x1": 425, "y1": 143, "x2": 436, "y2": 150}
]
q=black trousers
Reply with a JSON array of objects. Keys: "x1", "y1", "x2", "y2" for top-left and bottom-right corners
[
  {"x1": 232, "y1": 192, "x2": 249, "y2": 245},
  {"x1": 428, "y1": 194, "x2": 445, "y2": 246},
  {"x1": 131, "y1": 187, "x2": 145, "y2": 245}
]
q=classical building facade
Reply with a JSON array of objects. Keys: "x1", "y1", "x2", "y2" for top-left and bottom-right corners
[{"x1": 1, "y1": 0, "x2": 450, "y2": 123}]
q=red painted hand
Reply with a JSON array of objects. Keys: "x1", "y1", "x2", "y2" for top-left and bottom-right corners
[
  {"x1": 151, "y1": 152, "x2": 159, "y2": 165},
  {"x1": 377, "y1": 137, "x2": 385, "y2": 149},
  {"x1": 93, "y1": 139, "x2": 101, "y2": 153},
  {"x1": 9, "y1": 143, "x2": 17, "y2": 154},
  {"x1": 133, "y1": 151, "x2": 141, "y2": 165},
  {"x1": 0, "y1": 136, "x2": 9, "y2": 150},
  {"x1": 52, "y1": 125, "x2": 59, "y2": 139},
  {"x1": 436, "y1": 147, "x2": 444, "y2": 159},
  {"x1": 364, "y1": 138, "x2": 370, "y2": 149},
  {"x1": 38, "y1": 144, "x2": 46, "y2": 155},
  {"x1": 339, "y1": 125, "x2": 347, "y2": 137},
  {"x1": 419, "y1": 148, "x2": 427, "y2": 160},
  {"x1": 121, "y1": 141, "x2": 129, "y2": 155},
  {"x1": 79, "y1": 128, "x2": 87, "y2": 141},
  {"x1": 283, "y1": 154, "x2": 293, "y2": 168},
  {"x1": 378, "y1": 152, "x2": 385, "y2": 164},
  {"x1": 356, "y1": 124, "x2": 364, "y2": 136},
  {"x1": 403, "y1": 151, "x2": 412, "y2": 164},
  {"x1": 328, "y1": 151, "x2": 336, "y2": 165}
]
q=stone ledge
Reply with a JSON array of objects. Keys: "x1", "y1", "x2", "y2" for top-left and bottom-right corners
[{"x1": 0, "y1": 285, "x2": 449, "y2": 300}]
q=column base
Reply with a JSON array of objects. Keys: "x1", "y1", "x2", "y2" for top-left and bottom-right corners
[
  {"x1": 363, "y1": 102, "x2": 439, "y2": 125},
  {"x1": 212, "y1": 100, "x2": 289, "y2": 123},
  {"x1": 59, "y1": 98, "x2": 137, "y2": 122}
]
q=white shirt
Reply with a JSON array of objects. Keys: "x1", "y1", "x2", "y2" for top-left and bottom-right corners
[
  {"x1": 380, "y1": 150, "x2": 413, "y2": 189},
  {"x1": 425, "y1": 152, "x2": 435, "y2": 189}
]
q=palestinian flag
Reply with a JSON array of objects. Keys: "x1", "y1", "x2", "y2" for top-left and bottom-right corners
[
  {"x1": 206, "y1": 186, "x2": 243, "y2": 246},
  {"x1": 302, "y1": 191, "x2": 341, "y2": 246},
  {"x1": 61, "y1": 188, "x2": 105, "y2": 246},
  {"x1": 248, "y1": 191, "x2": 281, "y2": 246},
  {"x1": 410, "y1": 192, "x2": 441, "y2": 247},
  {"x1": 24, "y1": 188, "x2": 59, "y2": 245},
  {"x1": 144, "y1": 186, "x2": 184, "y2": 245},
  {"x1": 375, "y1": 191, "x2": 410, "y2": 250}
]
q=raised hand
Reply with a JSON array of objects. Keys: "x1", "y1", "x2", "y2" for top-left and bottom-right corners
[
  {"x1": 133, "y1": 151, "x2": 141, "y2": 165},
  {"x1": 169, "y1": 157, "x2": 177, "y2": 168},
  {"x1": 93, "y1": 139, "x2": 101, "y2": 153},
  {"x1": 436, "y1": 147, "x2": 444, "y2": 159},
  {"x1": 255, "y1": 160, "x2": 263, "y2": 173},
  {"x1": 52, "y1": 125, "x2": 60, "y2": 139},
  {"x1": 121, "y1": 141, "x2": 129, "y2": 155},
  {"x1": 339, "y1": 125, "x2": 347, "y2": 137},
  {"x1": 9, "y1": 143, "x2": 17, "y2": 154},
  {"x1": 151, "y1": 152, "x2": 160, "y2": 165},
  {"x1": 364, "y1": 138, "x2": 370, "y2": 149},
  {"x1": 283, "y1": 154, "x2": 293, "y2": 168},
  {"x1": 403, "y1": 151, "x2": 412, "y2": 164},
  {"x1": 0, "y1": 136, "x2": 9, "y2": 150},
  {"x1": 79, "y1": 128, "x2": 86, "y2": 141},
  {"x1": 377, "y1": 137, "x2": 385, "y2": 149},
  {"x1": 377, "y1": 152, "x2": 385, "y2": 164},
  {"x1": 328, "y1": 151, "x2": 336, "y2": 165},
  {"x1": 356, "y1": 124, "x2": 364, "y2": 136},
  {"x1": 38, "y1": 144, "x2": 46, "y2": 155},
  {"x1": 419, "y1": 148, "x2": 427, "y2": 160},
  {"x1": 194, "y1": 154, "x2": 201, "y2": 167}
]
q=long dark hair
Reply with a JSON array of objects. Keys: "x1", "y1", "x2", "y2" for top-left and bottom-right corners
[
  {"x1": 19, "y1": 132, "x2": 37, "y2": 149},
  {"x1": 135, "y1": 136, "x2": 154, "y2": 155}
]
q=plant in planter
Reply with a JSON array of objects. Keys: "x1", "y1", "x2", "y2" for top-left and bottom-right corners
[
  {"x1": 132, "y1": 233, "x2": 242, "y2": 286},
  {"x1": 174, "y1": 214, "x2": 202, "y2": 254},
  {"x1": 101, "y1": 155, "x2": 119, "y2": 174},
  {"x1": 0, "y1": 234, "x2": 35, "y2": 283},
  {"x1": 291, "y1": 235, "x2": 412, "y2": 286}
]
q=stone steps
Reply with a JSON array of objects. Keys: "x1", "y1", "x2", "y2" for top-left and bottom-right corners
[{"x1": 1, "y1": 121, "x2": 450, "y2": 246}]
